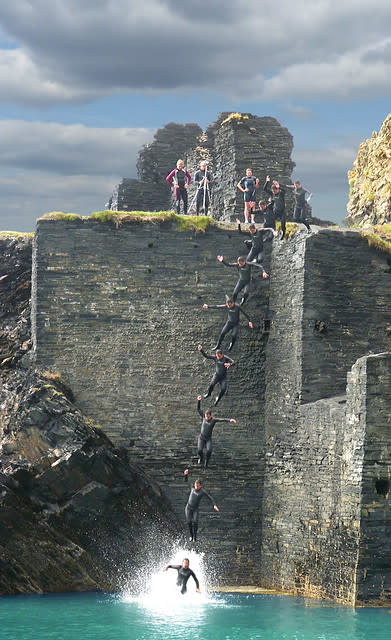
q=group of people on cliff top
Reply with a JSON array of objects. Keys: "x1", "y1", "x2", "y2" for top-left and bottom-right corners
[
  {"x1": 164, "y1": 159, "x2": 312, "y2": 595},
  {"x1": 166, "y1": 160, "x2": 312, "y2": 238}
]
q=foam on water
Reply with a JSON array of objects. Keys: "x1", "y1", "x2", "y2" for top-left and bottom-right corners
[{"x1": 121, "y1": 547, "x2": 223, "y2": 613}]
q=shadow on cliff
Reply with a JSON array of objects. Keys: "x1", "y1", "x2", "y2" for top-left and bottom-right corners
[{"x1": 0, "y1": 235, "x2": 180, "y2": 595}]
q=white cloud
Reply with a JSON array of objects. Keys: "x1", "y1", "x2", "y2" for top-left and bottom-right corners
[
  {"x1": 1, "y1": 2, "x2": 391, "y2": 103},
  {"x1": 0, "y1": 120, "x2": 155, "y2": 231}
]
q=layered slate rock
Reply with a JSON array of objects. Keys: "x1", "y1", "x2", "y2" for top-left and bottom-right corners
[
  {"x1": 346, "y1": 113, "x2": 391, "y2": 226},
  {"x1": 32, "y1": 220, "x2": 391, "y2": 603},
  {"x1": 261, "y1": 230, "x2": 391, "y2": 605},
  {"x1": 108, "y1": 122, "x2": 202, "y2": 212},
  {"x1": 0, "y1": 235, "x2": 32, "y2": 367},
  {"x1": 0, "y1": 234, "x2": 179, "y2": 595},
  {"x1": 107, "y1": 113, "x2": 295, "y2": 221},
  {"x1": 32, "y1": 217, "x2": 272, "y2": 586}
]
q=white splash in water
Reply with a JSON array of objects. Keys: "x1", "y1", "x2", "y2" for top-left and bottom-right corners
[{"x1": 121, "y1": 547, "x2": 220, "y2": 612}]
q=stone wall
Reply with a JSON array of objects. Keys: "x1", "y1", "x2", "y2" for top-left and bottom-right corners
[
  {"x1": 32, "y1": 218, "x2": 272, "y2": 584},
  {"x1": 32, "y1": 222, "x2": 391, "y2": 602},
  {"x1": 107, "y1": 112, "x2": 295, "y2": 221},
  {"x1": 261, "y1": 230, "x2": 391, "y2": 605}
]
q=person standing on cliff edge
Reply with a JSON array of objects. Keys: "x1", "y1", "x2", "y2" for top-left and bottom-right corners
[
  {"x1": 194, "y1": 160, "x2": 212, "y2": 216},
  {"x1": 237, "y1": 168, "x2": 259, "y2": 223},
  {"x1": 166, "y1": 159, "x2": 191, "y2": 215},
  {"x1": 285, "y1": 180, "x2": 312, "y2": 231}
]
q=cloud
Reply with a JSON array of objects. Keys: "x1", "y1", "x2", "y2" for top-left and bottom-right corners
[
  {"x1": 1, "y1": 2, "x2": 391, "y2": 103},
  {"x1": 0, "y1": 120, "x2": 154, "y2": 175},
  {"x1": 0, "y1": 120, "x2": 154, "y2": 231}
]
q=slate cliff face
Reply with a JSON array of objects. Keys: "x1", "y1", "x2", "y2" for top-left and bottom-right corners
[
  {"x1": 32, "y1": 221, "x2": 391, "y2": 605},
  {"x1": 0, "y1": 235, "x2": 179, "y2": 596}
]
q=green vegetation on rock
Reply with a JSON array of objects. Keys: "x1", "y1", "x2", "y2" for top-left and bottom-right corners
[{"x1": 40, "y1": 210, "x2": 217, "y2": 233}]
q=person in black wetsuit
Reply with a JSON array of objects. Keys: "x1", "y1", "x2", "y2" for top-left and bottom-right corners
[
  {"x1": 217, "y1": 255, "x2": 269, "y2": 305},
  {"x1": 164, "y1": 558, "x2": 201, "y2": 593},
  {"x1": 263, "y1": 175, "x2": 286, "y2": 239},
  {"x1": 183, "y1": 469, "x2": 219, "y2": 541},
  {"x1": 237, "y1": 168, "x2": 259, "y2": 223},
  {"x1": 285, "y1": 180, "x2": 312, "y2": 230},
  {"x1": 194, "y1": 161, "x2": 212, "y2": 216},
  {"x1": 196, "y1": 394, "x2": 236, "y2": 468},
  {"x1": 197, "y1": 344, "x2": 234, "y2": 405},
  {"x1": 236, "y1": 219, "x2": 277, "y2": 263},
  {"x1": 202, "y1": 297, "x2": 253, "y2": 350},
  {"x1": 254, "y1": 200, "x2": 276, "y2": 229}
]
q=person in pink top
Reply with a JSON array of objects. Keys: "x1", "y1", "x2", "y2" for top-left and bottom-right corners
[{"x1": 166, "y1": 159, "x2": 191, "y2": 215}]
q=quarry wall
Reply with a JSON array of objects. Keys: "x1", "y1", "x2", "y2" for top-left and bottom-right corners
[{"x1": 32, "y1": 221, "x2": 391, "y2": 602}]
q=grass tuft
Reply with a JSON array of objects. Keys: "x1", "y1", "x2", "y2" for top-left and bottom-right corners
[
  {"x1": 360, "y1": 230, "x2": 391, "y2": 256},
  {"x1": 0, "y1": 231, "x2": 35, "y2": 238}
]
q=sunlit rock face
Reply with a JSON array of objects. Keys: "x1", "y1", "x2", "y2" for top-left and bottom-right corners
[
  {"x1": 346, "y1": 113, "x2": 391, "y2": 227},
  {"x1": 108, "y1": 112, "x2": 295, "y2": 221}
]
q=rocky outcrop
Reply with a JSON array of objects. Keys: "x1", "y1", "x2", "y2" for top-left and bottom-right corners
[
  {"x1": 0, "y1": 234, "x2": 180, "y2": 595},
  {"x1": 108, "y1": 122, "x2": 202, "y2": 212},
  {"x1": 346, "y1": 113, "x2": 391, "y2": 227},
  {"x1": 107, "y1": 112, "x2": 295, "y2": 220}
]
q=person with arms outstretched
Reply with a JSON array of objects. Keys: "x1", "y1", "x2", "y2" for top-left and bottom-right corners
[
  {"x1": 202, "y1": 297, "x2": 253, "y2": 351},
  {"x1": 217, "y1": 255, "x2": 268, "y2": 305},
  {"x1": 197, "y1": 344, "x2": 234, "y2": 405},
  {"x1": 183, "y1": 469, "x2": 219, "y2": 541},
  {"x1": 285, "y1": 180, "x2": 312, "y2": 231},
  {"x1": 195, "y1": 395, "x2": 236, "y2": 468},
  {"x1": 164, "y1": 558, "x2": 201, "y2": 594}
]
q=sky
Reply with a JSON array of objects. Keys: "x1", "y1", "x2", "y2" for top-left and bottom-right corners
[{"x1": 1, "y1": 1, "x2": 391, "y2": 232}]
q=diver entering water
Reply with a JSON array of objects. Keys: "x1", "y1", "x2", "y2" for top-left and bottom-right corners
[
  {"x1": 202, "y1": 297, "x2": 253, "y2": 351},
  {"x1": 164, "y1": 558, "x2": 201, "y2": 594},
  {"x1": 217, "y1": 255, "x2": 268, "y2": 305},
  {"x1": 183, "y1": 469, "x2": 219, "y2": 541},
  {"x1": 196, "y1": 395, "x2": 236, "y2": 468},
  {"x1": 236, "y1": 219, "x2": 277, "y2": 263},
  {"x1": 197, "y1": 344, "x2": 234, "y2": 405}
]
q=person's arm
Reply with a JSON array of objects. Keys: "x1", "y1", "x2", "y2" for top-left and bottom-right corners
[
  {"x1": 201, "y1": 488, "x2": 220, "y2": 511},
  {"x1": 203, "y1": 303, "x2": 226, "y2": 310},
  {"x1": 217, "y1": 255, "x2": 236, "y2": 267},
  {"x1": 224, "y1": 355, "x2": 235, "y2": 368},
  {"x1": 194, "y1": 171, "x2": 201, "y2": 186},
  {"x1": 165, "y1": 169, "x2": 175, "y2": 186},
  {"x1": 214, "y1": 416, "x2": 237, "y2": 424},
  {"x1": 197, "y1": 396, "x2": 203, "y2": 419},
  {"x1": 237, "y1": 177, "x2": 245, "y2": 192},
  {"x1": 245, "y1": 261, "x2": 269, "y2": 280},
  {"x1": 190, "y1": 570, "x2": 200, "y2": 591},
  {"x1": 304, "y1": 188, "x2": 312, "y2": 201},
  {"x1": 198, "y1": 344, "x2": 215, "y2": 360},
  {"x1": 262, "y1": 228, "x2": 278, "y2": 241},
  {"x1": 164, "y1": 564, "x2": 181, "y2": 571}
]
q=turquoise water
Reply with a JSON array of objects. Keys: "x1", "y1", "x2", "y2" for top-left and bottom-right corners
[{"x1": 0, "y1": 591, "x2": 390, "y2": 640}]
